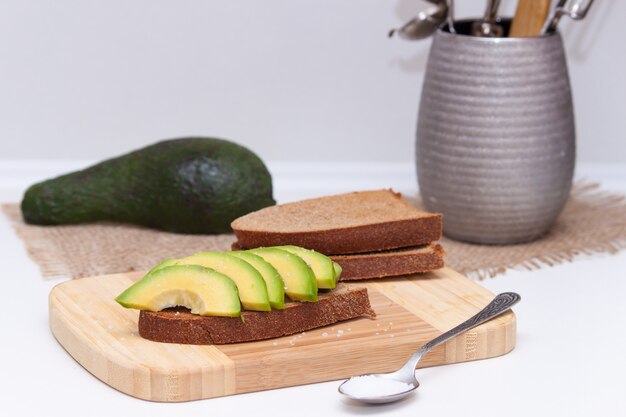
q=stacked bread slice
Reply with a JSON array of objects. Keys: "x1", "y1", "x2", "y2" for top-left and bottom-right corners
[{"x1": 231, "y1": 189, "x2": 445, "y2": 280}]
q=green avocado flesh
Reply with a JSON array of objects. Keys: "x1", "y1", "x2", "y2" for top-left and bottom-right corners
[
  {"x1": 248, "y1": 248, "x2": 318, "y2": 302},
  {"x1": 147, "y1": 258, "x2": 177, "y2": 275},
  {"x1": 275, "y1": 245, "x2": 338, "y2": 289},
  {"x1": 229, "y1": 251, "x2": 285, "y2": 309},
  {"x1": 173, "y1": 252, "x2": 271, "y2": 311},
  {"x1": 115, "y1": 246, "x2": 340, "y2": 317},
  {"x1": 333, "y1": 262, "x2": 343, "y2": 280},
  {"x1": 115, "y1": 265, "x2": 241, "y2": 317},
  {"x1": 20, "y1": 137, "x2": 275, "y2": 234}
]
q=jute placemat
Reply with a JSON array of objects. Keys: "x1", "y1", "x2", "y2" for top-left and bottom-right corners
[{"x1": 4, "y1": 181, "x2": 626, "y2": 280}]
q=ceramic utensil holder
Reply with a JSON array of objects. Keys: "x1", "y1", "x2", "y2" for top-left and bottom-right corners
[{"x1": 416, "y1": 20, "x2": 575, "y2": 245}]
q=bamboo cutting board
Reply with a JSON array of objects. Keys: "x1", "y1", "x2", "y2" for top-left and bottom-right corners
[{"x1": 49, "y1": 267, "x2": 516, "y2": 402}]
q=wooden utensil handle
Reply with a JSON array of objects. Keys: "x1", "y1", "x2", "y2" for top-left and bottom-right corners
[{"x1": 510, "y1": 0, "x2": 552, "y2": 37}]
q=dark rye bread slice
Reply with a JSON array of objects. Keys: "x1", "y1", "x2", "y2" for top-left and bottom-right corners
[
  {"x1": 231, "y1": 189, "x2": 442, "y2": 255},
  {"x1": 138, "y1": 285, "x2": 375, "y2": 345},
  {"x1": 331, "y1": 243, "x2": 445, "y2": 280},
  {"x1": 229, "y1": 242, "x2": 445, "y2": 280}
]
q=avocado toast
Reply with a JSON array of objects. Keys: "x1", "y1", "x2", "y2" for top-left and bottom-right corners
[
  {"x1": 138, "y1": 286, "x2": 374, "y2": 345},
  {"x1": 115, "y1": 246, "x2": 375, "y2": 345}
]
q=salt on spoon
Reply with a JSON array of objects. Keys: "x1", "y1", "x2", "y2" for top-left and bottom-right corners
[
  {"x1": 339, "y1": 375, "x2": 413, "y2": 399},
  {"x1": 338, "y1": 292, "x2": 520, "y2": 404}
]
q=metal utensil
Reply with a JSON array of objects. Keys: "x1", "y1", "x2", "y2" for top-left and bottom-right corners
[
  {"x1": 389, "y1": 1, "x2": 447, "y2": 40},
  {"x1": 542, "y1": 0, "x2": 596, "y2": 34},
  {"x1": 338, "y1": 292, "x2": 520, "y2": 404},
  {"x1": 471, "y1": 0, "x2": 503, "y2": 37},
  {"x1": 445, "y1": 0, "x2": 456, "y2": 33},
  {"x1": 543, "y1": 0, "x2": 568, "y2": 33}
]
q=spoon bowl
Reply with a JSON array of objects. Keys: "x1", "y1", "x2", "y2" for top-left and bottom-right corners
[
  {"x1": 338, "y1": 292, "x2": 520, "y2": 404},
  {"x1": 389, "y1": 2, "x2": 448, "y2": 40},
  {"x1": 338, "y1": 371, "x2": 419, "y2": 404}
]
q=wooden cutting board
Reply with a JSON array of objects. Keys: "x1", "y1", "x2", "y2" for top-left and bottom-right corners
[{"x1": 49, "y1": 267, "x2": 516, "y2": 402}]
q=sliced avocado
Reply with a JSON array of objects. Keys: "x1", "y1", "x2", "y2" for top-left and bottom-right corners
[
  {"x1": 275, "y1": 245, "x2": 337, "y2": 289},
  {"x1": 115, "y1": 265, "x2": 241, "y2": 317},
  {"x1": 229, "y1": 251, "x2": 285, "y2": 309},
  {"x1": 147, "y1": 258, "x2": 177, "y2": 275},
  {"x1": 248, "y1": 248, "x2": 318, "y2": 302},
  {"x1": 333, "y1": 262, "x2": 343, "y2": 280},
  {"x1": 175, "y1": 252, "x2": 271, "y2": 311}
]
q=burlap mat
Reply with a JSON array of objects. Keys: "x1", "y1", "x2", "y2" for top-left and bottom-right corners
[{"x1": 4, "y1": 181, "x2": 626, "y2": 280}]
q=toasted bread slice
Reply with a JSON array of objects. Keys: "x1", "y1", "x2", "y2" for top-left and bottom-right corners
[
  {"x1": 231, "y1": 190, "x2": 442, "y2": 255},
  {"x1": 138, "y1": 285, "x2": 375, "y2": 345},
  {"x1": 331, "y1": 243, "x2": 445, "y2": 280}
]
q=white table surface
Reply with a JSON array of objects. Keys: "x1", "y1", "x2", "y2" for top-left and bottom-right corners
[{"x1": 1, "y1": 161, "x2": 625, "y2": 417}]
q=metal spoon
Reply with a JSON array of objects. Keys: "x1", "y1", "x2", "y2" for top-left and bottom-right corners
[
  {"x1": 338, "y1": 292, "x2": 520, "y2": 404},
  {"x1": 389, "y1": 1, "x2": 447, "y2": 40},
  {"x1": 542, "y1": 0, "x2": 567, "y2": 34},
  {"x1": 471, "y1": 0, "x2": 504, "y2": 37},
  {"x1": 445, "y1": 0, "x2": 456, "y2": 33},
  {"x1": 542, "y1": 0, "x2": 596, "y2": 34}
]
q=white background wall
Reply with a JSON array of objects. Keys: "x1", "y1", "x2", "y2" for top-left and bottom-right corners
[{"x1": 1, "y1": 0, "x2": 624, "y2": 165}]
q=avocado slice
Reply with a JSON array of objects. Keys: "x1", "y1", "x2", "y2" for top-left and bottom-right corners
[
  {"x1": 248, "y1": 248, "x2": 318, "y2": 302},
  {"x1": 275, "y1": 245, "x2": 337, "y2": 289},
  {"x1": 115, "y1": 265, "x2": 241, "y2": 317},
  {"x1": 333, "y1": 262, "x2": 343, "y2": 280},
  {"x1": 147, "y1": 258, "x2": 177, "y2": 275},
  {"x1": 229, "y1": 251, "x2": 285, "y2": 309},
  {"x1": 175, "y1": 252, "x2": 271, "y2": 311}
]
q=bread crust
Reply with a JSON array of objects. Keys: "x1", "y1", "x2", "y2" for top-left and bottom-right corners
[
  {"x1": 332, "y1": 244, "x2": 445, "y2": 280},
  {"x1": 138, "y1": 286, "x2": 375, "y2": 345},
  {"x1": 233, "y1": 216, "x2": 442, "y2": 255}
]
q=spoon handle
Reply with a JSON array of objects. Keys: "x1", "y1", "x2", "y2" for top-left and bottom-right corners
[
  {"x1": 485, "y1": 0, "x2": 501, "y2": 22},
  {"x1": 446, "y1": 0, "x2": 456, "y2": 33},
  {"x1": 410, "y1": 292, "x2": 520, "y2": 366}
]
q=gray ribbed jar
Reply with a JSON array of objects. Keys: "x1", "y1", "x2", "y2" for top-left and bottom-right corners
[{"x1": 416, "y1": 21, "x2": 575, "y2": 245}]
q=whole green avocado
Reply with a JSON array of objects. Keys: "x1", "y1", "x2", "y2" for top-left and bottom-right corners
[{"x1": 21, "y1": 137, "x2": 275, "y2": 234}]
